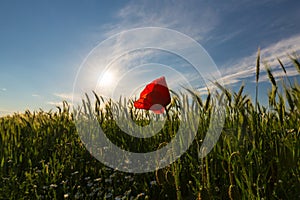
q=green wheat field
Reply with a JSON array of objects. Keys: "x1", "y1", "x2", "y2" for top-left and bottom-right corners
[{"x1": 1, "y1": 54, "x2": 300, "y2": 199}]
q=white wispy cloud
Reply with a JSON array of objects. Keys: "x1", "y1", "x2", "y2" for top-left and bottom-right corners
[
  {"x1": 32, "y1": 94, "x2": 41, "y2": 97},
  {"x1": 217, "y1": 34, "x2": 300, "y2": 87},
  {"x1": 0, "y1": 109, "x2": 14, "y2": 117},
  {"x1": 46, "y1": 101, "x2": 66, "y2": 107},
  {"x1": 103, "y1": 0, "x2": 219, "y2": 40},
  {"x1": 53, "y1": 92, "x2": 74, "y2": 101},
  {"x1": 50, "y1": 92, "x2": 80, "y2": 107},
  {"x1": 1, "y1": 88, "x2": 7, "y2": 92},
  {"x1": 47, "y1": 93, "x2": 76, "y2": 107},
  {"x1": 258, "y1": 67, "x2": 299, "y2": 83}
]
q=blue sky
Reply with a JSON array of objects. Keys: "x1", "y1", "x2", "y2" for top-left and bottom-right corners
[{"x1": 1, "y1": 0, "x2": 300, "y2": 116}]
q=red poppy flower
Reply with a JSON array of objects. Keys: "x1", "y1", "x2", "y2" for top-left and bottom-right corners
[{"x1": 134, "y1": 76, "x2": 171, "y2": 114}]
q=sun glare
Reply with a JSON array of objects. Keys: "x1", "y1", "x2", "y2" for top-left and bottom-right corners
[{"x1": 99, "y1": 71, "x2": 115, "y2": 87}]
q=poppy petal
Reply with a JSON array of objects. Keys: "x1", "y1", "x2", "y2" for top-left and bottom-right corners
[
  {"x1": 150, "y1": 104, "x2": 165, "y2": 114},
  {"x1": 134, "y1": 76, "x2": 171, "y2": 114}
]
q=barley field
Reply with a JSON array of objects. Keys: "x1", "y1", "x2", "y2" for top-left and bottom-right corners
[{"x1": 1, "y1": 55, "x2": 300, "y2": 199}]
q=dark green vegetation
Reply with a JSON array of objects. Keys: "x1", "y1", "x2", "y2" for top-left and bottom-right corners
[{"x1": 1, "y1": 55, "x2": 300, "y2": 199}]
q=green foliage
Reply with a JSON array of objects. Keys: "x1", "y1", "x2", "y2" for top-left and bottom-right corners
[{"x1": 1, "y1": 56, "x2": 300, "y2": 199}]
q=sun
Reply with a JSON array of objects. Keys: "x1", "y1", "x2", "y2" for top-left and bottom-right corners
[{"x1": 99, "y1": 71, "x2": 115, "y2": 87}]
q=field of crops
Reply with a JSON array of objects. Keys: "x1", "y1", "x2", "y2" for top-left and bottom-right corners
[{"x1": 1, "y1": 55, "x2": 300, "y2": 199}]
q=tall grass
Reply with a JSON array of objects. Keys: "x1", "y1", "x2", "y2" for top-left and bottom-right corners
[{"x1": 0, "y1": 55, "x2": 300, "y2": 199}]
